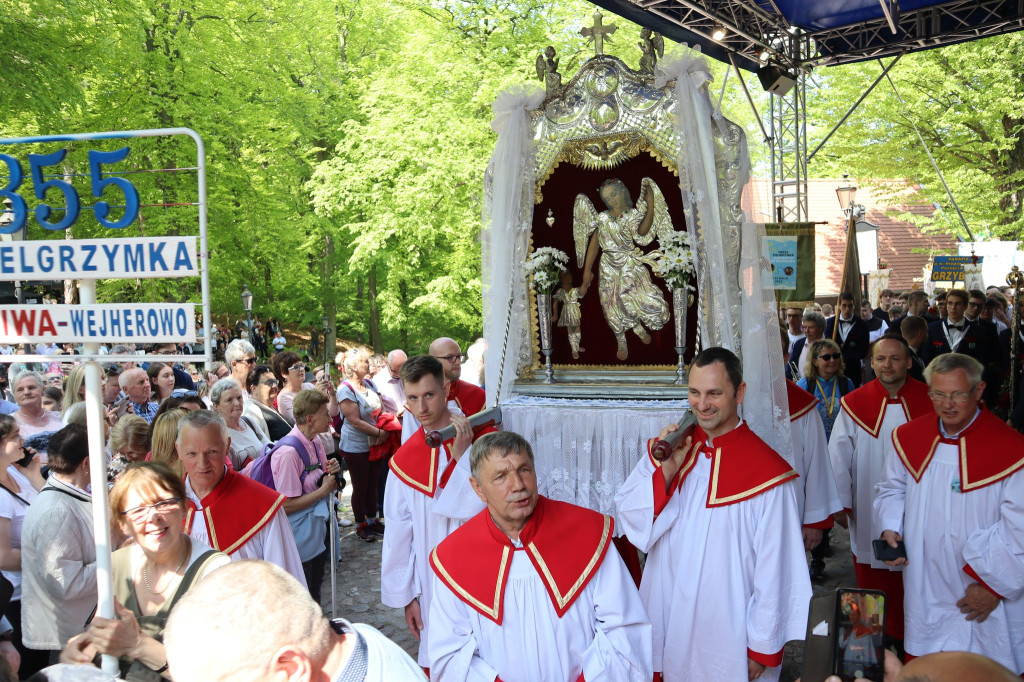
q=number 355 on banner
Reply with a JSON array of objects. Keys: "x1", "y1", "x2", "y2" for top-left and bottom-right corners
[{"x1": 1, "y1": 147, "x2": 141, "y2": 232}]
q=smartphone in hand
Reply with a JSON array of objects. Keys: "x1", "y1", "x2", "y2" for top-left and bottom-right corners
[{"x1": 872, "y1": 539, "x2": 907, "y2": 562}]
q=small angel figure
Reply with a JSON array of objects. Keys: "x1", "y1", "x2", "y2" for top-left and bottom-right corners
[
  {"x1": 535, "y1": 45, "x2": 563, "y2": 98},
  {"x1": 552, "y1": 269, "x2": 586, "y2": 359},
  {"x1": 638, "y1": 28, "x2": 665, "y2": 74}
]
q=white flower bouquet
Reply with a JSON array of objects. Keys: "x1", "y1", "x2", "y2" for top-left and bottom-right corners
[
  {"x1": 651, "y1": 229, "x2": 697, "y2": 291},
  {"x1": 523, "y1": 247, "x2": 569, "y2": 293}
]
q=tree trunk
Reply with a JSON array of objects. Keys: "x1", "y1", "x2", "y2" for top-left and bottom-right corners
[
  {"x1": 323, "y1": 231, "x2": 337, "y2": 361},
  {"x1": 367, "y1": 266, "x2": 384, "y2": 351},
  {"x1": 399, "y1": 280, "x2": 410, "y2": 349}
]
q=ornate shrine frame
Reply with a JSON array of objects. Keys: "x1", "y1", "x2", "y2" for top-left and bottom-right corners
[{"x1": 513, "y1": 53, "x2": 748, "y2": 397}]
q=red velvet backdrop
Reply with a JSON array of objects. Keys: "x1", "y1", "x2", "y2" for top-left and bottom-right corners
[{"x1": 532, "y1": 153, "x2": 699, "y2": 367}]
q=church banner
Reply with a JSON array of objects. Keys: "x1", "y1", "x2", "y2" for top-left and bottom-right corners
[{"x1": 763, "y1": 223, "x2": 816, "y2": 307}]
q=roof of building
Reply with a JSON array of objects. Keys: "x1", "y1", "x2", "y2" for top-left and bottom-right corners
[{"x1": 744, "y1": 178, "x2": 959, "y2": 294}]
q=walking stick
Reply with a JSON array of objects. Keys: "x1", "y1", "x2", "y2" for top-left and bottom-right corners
[{"x1": 329, "y1": 490, "x2": 338, "y2": 619}]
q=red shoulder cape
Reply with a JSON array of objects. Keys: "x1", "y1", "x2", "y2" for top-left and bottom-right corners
[
  {"x1": 840, "y1": 378, "x2": 932, "y2": 438},
  {"x1": 648, "y1": 421, "x2": 798, "y2": 509},
  {"x1": 450, "y1": 379, "x2": 486, "y2": 417},
  {"x1": 389, "y1": 425, "x2": 498, "y2": 498},
  {"x1": 891, "y1": 407, "x2": 1024, "y2": 491},
  {"x1": 429, "y1": 496, "x2": 613, "y2": 625},
  {"x1": 184, "y1": 469, "x2": 285, "y2": 555},
  {"x1": 786, "y1": 380, "x2": 818, "y2": 422}
]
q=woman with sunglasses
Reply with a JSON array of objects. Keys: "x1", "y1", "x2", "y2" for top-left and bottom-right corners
[
  {"x1": 0, "y1": 414, "x2": 47, "y2": 675},
  {"x1": 272, "y1": 352, "x2": 340, "y2": 427},
  {"x1": 243, "y1": 365, "x2": 292, "y2": 442},
  {"x1": 146, "y1": 363, "x2": 176, "y2": 406},
  {"x1": 797, "y1": 338, "x2": 855, "y2": 441},
  {"x1": 63, "y1": 462, "x2": 229, "y2": 679}
]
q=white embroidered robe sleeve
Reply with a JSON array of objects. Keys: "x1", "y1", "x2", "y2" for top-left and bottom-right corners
[
  {"x1": 873, "y1": 443, "x2": 1024, "y2": 673},
  {"x1": 614, "y1": 453, "x2": 811, "y2": 682},
  {"x1": 790, "y1": 411, "x2": 842, "y2": 525},
  {"x1": 427, "y1": 548, "x2": 652, "y2": 682},
  {"x1": 830, "y1": 407, "x2": 905, "y2": 569},
  {"x1": 381, "y1": 448, "x2": 484, "y2": 667}
]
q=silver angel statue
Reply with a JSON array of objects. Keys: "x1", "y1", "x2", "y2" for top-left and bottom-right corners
[
  {"x1": 535, "y1": 46, "x2": 563, "y2": 98},
  {"x1": 575, "y1": 177, "x2": 672, "y2": 360},
  {"x1": 638, "y1": 28, "x2": 664, "y2": 74}
]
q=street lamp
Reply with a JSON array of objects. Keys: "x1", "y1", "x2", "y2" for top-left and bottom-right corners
[
  {"x1": 0, "y1": 198, "x2": 26, "y2": 304},
  {"x1": 321, "y1": 315, "x2": 330, "y2": 367},
  {"x1": 241, "y1": 285, "x2": 253, "y2": 340},
  {"x1": 836, "y1": 174, "x2": 857, "y2": 214}
]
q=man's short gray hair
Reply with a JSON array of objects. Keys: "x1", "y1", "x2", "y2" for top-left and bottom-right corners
[
  {"x1": 176, "y1": 409, "x2": 229, "y2": 446},
  {"x1": 118, "y1": 367, "x2": 145, "y2": 390},
  {"x1": 802, "y1": 311, "x2": 826, "y2": 328},
  {"x1": 110, "y1": 344, "x2": 132, "y2": 355},
  {"x1": 923, "y1": 352, "x2": 983, "y2": 387},
  {"x1": 470, "y1": 431, "x2": 535, "y2": 481},
  {"x1": 165, "y1": 560, "x2": 331, "y2": 682},
  {"x1": 225, "y1": 339, "x2": 255, "y2": 365},
  {"x1": 210, "y1": 378, "x2": 242, "y2": 405}
]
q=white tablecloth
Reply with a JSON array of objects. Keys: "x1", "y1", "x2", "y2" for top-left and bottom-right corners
[{"x1": 502, "y1": 395, "x2": 689, "y2": 517}]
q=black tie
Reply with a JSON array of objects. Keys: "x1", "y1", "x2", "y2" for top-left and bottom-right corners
[{"x1": 947, "y1": 323, "x2": 964, "y2": 331}]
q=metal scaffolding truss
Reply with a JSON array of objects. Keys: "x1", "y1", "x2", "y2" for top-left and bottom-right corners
[
  {"x1": 769, "y1": 71, "x2": 808, "y2": 223},
  {"x1": 598, "y1": 0, "x2": 1024, "y2": 70}
]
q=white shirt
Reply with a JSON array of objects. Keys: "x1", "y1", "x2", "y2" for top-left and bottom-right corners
[
  {"x1": 615, "y1": 450, "x2": 811, "y2": 681},
  {"x1": 381, "y1": 450, "x2": 484, "y2": 666},
  {"x1": 830, "y1": 404, "x2": 913, "y2": 569},
  {"x1": 428, "y1": 531, "x2": 653, "y2": 682},
  {"x1": 0, "y1": 467, "x2": 39, "y2": 601},
  {"x1": 787, "y1": 331, "x2": 805, "y2": 355},
  {"x1": 789, "y1": 408, "x2": 843, "y2": 525},
  {"x1": 184, "y1": 473, "x2": 307, "y2": 588},
  {"x1": 874, "y1": 439, "x2": 1024, "y2": 672},
  {"x1": 371, "y1": 369, "x2": 406, "y2": 416}
]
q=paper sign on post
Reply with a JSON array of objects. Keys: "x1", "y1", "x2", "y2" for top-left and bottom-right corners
[{"x1": 0, "y1": 303, "x2": 196, "y2": 344}]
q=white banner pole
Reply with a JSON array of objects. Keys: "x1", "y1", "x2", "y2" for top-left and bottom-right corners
[{"x1": 79, "y1": 278, "x2": 117, "y2": 675}]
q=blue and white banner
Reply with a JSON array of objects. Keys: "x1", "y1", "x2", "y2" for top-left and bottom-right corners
[{"x1": 0, "y1": 303, "x2": 195, "y2": 343}]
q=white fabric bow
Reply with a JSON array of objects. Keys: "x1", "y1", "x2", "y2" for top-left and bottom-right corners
[
  {"x1": 491, "y1": 84, "x2": 545, "y2": 135},
  {"x1": 654, "y1": 43, "x2": 713, "y2": 91}
]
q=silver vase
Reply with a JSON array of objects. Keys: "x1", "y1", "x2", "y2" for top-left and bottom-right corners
[
  {"x1": 536, "y1": 292, "x2": 554, "y2": 384},
  {"x1": 672, "y1": 287, "x2": 689, "y2": 385}
]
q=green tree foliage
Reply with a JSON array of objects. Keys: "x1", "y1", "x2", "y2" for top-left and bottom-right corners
[
  {"x1": 0, "y1": 0, "x2": 765, "y2": 352},
  {"x1": 807, "y1": 35, "x2": 1024, "y2": 241}
]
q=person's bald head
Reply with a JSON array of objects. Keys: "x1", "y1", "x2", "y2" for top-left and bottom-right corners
[
  {"x1": 428, "y1": 337, "x2": 463, "y2": 382},
  {"x1": 898, "y1": 651, "x2": 1019, "y2": 682},
  {"x1": 165, "y1": 560, "x2": 333, "y2": 681},
  {"x1": 386, "y1": 349, "x2": 408, "y2": 377}
]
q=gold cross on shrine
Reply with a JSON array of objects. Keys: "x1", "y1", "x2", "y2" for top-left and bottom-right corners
[{"x1": 580, "y1": 9, "x2": 617, "y2": 56}]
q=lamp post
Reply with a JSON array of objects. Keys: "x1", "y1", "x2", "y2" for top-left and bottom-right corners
[
  {"x1": 321, "y1": 315, "x2": 330, "y2": 368},
  {"x1": 241, "y1": 284, "x2": 253, "y2": 341}
]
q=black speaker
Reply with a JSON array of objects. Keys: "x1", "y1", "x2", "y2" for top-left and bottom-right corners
[{"x1": 757, "y1": 66, "x2": 797, "y2": 96}]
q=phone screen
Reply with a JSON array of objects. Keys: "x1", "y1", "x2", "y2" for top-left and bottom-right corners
[{"x1": 834, "y1": 589, "x2": 886, "y2": 682}]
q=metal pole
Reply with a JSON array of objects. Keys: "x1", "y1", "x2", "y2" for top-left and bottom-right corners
[{"x1": 79, "y1": 278, "x2": 118, "y2": 676}]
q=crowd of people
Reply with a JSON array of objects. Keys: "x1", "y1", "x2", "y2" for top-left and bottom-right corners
[{"x1": 0, "y1": 284, "x2": 1018, "y2": 681}]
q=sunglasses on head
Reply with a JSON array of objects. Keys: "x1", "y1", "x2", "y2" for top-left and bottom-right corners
[
  {"x1": 816, "y1": 352, "x2": 841, "y2": 361},
  {"x1": 171, "y1": 389, "x2": 199, "y2": 399}
]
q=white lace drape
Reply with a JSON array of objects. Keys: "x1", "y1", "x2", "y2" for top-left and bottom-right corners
[
  {"x1": 482, "y1": 85, "x2": 545, "y2": 407},
  {"x1": 656, "y1": 46, "x2": 792, "y2": 459}
]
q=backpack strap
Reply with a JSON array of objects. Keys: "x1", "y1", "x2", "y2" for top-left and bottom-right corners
[
  {"x1": 274, "y1": 435, "x2": 320, "y2": 484},
  {"x1": 167, "y1": 549, "x2": 222, "y2": 612}
]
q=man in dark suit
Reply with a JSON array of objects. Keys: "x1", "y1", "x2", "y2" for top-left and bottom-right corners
[
  {"x1": 873, "y1": 288, "x2": 895, "y2": 324},
  {"x1": 924, "y1": 289, "x2": 995, "y2": 368},
  {"x1": 965, "y1": 289, "x2": 1009, "y2": 406},
  {"x1": 824, "y1": 292, "x2": 870, "y2": 387},
  {"x1": 888, "y1": 290, "x2": 935, "y2": 336},
  {"x1": 791, "y1": 310, "x2": 826, "y2": 380},
  {"x1": 899, "y1": 315, "x2": 929, "y2": 383}
]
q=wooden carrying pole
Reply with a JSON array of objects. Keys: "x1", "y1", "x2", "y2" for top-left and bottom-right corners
[{"x1": 833, "y1": 212, "x2": 863, "y2": 339}]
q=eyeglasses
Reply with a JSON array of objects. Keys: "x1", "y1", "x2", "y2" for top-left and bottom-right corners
[
  {"x1": 234, "y1": 357, "x2": 256, "y2": 365},
  {"x1": 215, "y1": 371, "x2": 230, "y2": 379},
  {"x1": 433, "y1": 354, "x2": 466, "y2": 364},
  {"x1": 816, "y1": 353, "x2": 841, "y2": 361},
  {"x1": 288, "y1": 364, "x2": 306, "y2": 372},
  {"x1": 122, "y1": 497, "x2": 182, "y2": 522},
  {"x1": 170, "y1": 389, "x2": 198, "y2": 399},
  {"x1": 928, "y1": 387, "x2": 976, "y2": 404},
  {"x1": 258, "y1": 379, "x2": 280, "y2": 387}
]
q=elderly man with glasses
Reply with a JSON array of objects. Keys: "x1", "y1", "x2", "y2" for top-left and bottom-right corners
[
  {"x1": 875, "y1": 353, "x2": 1024, "y2": 674},
  {"x1": 400, "y1": 338, "x2": 485, "y2": 445}
]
